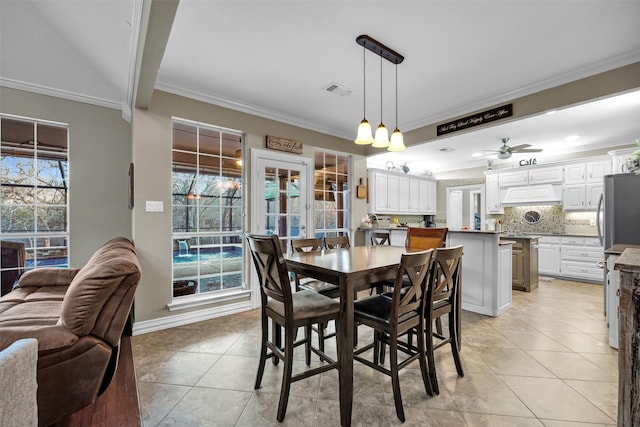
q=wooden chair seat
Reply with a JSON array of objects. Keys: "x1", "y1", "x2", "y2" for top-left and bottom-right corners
[{"x1": 266, "y1": 289, "x2": 339, "y2": 321}]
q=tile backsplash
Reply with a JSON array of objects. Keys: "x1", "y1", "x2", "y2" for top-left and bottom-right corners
[{"x1": 502, "y1": 206, "x2": 597, "y2": 235}]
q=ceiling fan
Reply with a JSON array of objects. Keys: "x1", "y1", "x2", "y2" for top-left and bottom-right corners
[{"x1": 479, "y1": 137, "x2": 543, "y2": 159}]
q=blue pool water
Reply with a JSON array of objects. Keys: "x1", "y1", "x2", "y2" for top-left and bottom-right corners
[{"x1": 172, "y1": 246, "x2": 242, "y2": 263}]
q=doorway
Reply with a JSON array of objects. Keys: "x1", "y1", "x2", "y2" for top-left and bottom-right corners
[{"x1": 446, "y1": 184, "x2": 485, "y2": 231}]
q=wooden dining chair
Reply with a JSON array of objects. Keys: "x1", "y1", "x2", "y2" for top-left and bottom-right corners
[
  {"x1": 406, "y1": 227, "x2": 449, "y2": 334},
  {"x1": 406, "y1": 227, "x2": 448, "y2": 250},
  {"x1": 370, "y1": 231, "x2": 391, "y2": 246},
  {"x1": 324, "y1": 235, "x2": 350, "y2": 249},
  {"x1": 423, "y1": 245, "x2": 464, "y2": 395},
  {"x1": 246, "y1": 233, "x2": 339, "y2": 421},
  {"x1": 352, "y1": 249, "x2": 435, "y2": 422},
  {"x1": 291, "y1": 237, "x2": 339, "y2": 355}
]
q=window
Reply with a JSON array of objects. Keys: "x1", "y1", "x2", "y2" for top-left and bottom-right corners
[
  {"x1": 313, "y1": 150, "x2": 350, "y2": 238},
  {"x1": 0, "y1": 115, "x2": 69, "y2": 293},
  {"x1": 171, "y1": 118, "x2": 243, "y2": 298}
]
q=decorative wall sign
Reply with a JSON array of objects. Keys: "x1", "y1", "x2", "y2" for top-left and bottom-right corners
[
  {"x1": 266, "y1": 135, "x2": 303, "y2": 154},
  {"x1": 436, "y1": 104, "x2": 513, "y2": 136}
]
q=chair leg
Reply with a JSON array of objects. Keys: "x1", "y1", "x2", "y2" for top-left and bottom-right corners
[
  {"x1": 277, "y1": 325, "x2": 295, "y2": 422},
  {"x1": 318, "y1": 321, "x2": 325, "y2": 358},
  {"x1": 272, "y1": 322, "x2": 281, "y2": 366},
  {"x1": 255, "y1": 312, "x2": 269, "y2": 389},
  {"x1": 416, "y1": 324, "x2": 434, "y2": 397},
  {"x1": 304, "y1": 325, "x2": 312, "y2": 367},
  {"x1": 435, "y1": 316, "x2": 443, "y2": 336},
  {"x1": 389, "y1": 334, "x2": 405, "y2": 422},
  {"x1": 449, "y1": 309, "x2": 464, "y2": 377},
  {"x1": 425, "y1": 315, "x2": 439, "y2": 395}
]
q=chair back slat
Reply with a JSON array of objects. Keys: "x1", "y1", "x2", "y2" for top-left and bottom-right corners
[
  {"x1": 406, "y1": 227, "x2": 448, "y2": 250},
  {"x1": 291, "y1": 238, "x2": 324, "y2": 253},
  {"x1": 371, "y1": 232, "x2": 391, "y2": 246},
  {"x1": 246, "y1": 234, "x2": 293, "y2": 308},
  {"x1": 324, "y1": 235, "x2": 350, "y2": 249},
  {"x1": 390, "y1": 249, "x2": 434, "y2": 322},
  {"x1": 427, "y1": 245, "x2": 463, "y2": 308}
]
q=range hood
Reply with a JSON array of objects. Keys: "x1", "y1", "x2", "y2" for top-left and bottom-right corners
[{"x1": 501, "y1": 184, "x2": 563, "y2": 206}]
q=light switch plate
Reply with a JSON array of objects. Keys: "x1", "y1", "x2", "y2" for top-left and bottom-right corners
[{"x1": 145, "y1": 201, "x2": 164, "y2": 212}]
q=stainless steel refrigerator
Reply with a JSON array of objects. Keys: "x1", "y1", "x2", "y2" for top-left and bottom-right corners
[{"x1": 598, "y1": 173, "x2": 640, "y2": 348}]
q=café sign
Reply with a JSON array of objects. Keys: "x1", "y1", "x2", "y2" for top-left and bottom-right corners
[{"x1": 436, "y1": 104, "x2": 513, "y2": 136}]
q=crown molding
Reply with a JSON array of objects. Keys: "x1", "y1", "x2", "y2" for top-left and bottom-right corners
[
  {"x1": 0, "y1": 78, "x2": 122, "y2": 110},
  {"x1": 154, "y1": 79, "x2": 351, "y2": 140},
  {"x1": 402, "y1": 51, "x2": 640, "y2": 133}
]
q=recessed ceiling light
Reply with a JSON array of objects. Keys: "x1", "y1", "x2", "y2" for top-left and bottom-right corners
[
  {"x1": 439, "y1": 147, "x2": 456, "y2": 153},
  {"x1": 565, "y1": 135, "x2": 580, "y2": 141},
  {"x1": 471, "y1": 152, "x2": 484, "y2": 158}
]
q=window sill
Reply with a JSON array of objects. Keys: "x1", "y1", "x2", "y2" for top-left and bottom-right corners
[{"x1": 167, "y1": 288, "x2": 252, "y2": 312}]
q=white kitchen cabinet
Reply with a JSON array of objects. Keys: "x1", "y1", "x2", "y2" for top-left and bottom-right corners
[
  {"x1": 609, "y1": 147, "x2": 637, "y2": 174},
  {"x1": 368, "y1": 169, "x2": 436, "y2": 215},
  {"x1": 419, "y1": 179, "x2": 437, "y2": 215},
  {"x1": 586, "y1": 159, "x2": 611, "y2": 184},
  {"x1": 559, "y1": 236, "x2": 603, "y2": 282},
  {"x1": 564, "y1": 162, "x2": 585, "y2": 184},
  {"x1": 499, "y1": 170, "x2": 529, "y2": 187},
  {"x1": 370, "y1": 170, "x2": 399, "y2": 213},
  {"x1": 528, "y1": 165, "x2": 563, "y2": 184},
  {"x1": 485, "y1": 173, "x2": 504, "y2": 214},
  {"x1": 538, "y1": 236, "x2": 561, "y2": 275},
  {"x1": 586, "y1": 183, "x2": 603, "y2": 209},
  {"x1": 563, "y1": 184, "x2": 586, "y2": 210}
]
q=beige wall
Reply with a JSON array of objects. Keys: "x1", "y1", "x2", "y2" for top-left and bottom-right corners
[
  {"x1": 0, "y1": 87, "x2": 132, "y2": 267},
  {"x1": 132, "y1": 90, "x2": 366, "y2": 323}
]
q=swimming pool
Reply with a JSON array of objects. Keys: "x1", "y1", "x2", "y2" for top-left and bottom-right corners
[{"x1": 172, "y1": 246, "x2": 242, "y2": 264}]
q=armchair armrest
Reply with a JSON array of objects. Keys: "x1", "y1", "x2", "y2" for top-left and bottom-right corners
[{"x1": 16, "y1": 268, "x2": 81, "y2": 288}]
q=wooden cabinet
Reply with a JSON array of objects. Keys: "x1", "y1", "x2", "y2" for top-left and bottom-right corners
[
  {"x1": 485, "y1": 173, "x2": 504, "y2": 214},
  {"x1": 502, "y1": 237, "x2": 539, "y2": 292},
  {"x1": 563, "y1": 184, "x2": 586, "y2": 210},
  {"x1": 368, "y1": 169, "x2": 436, "y2": 215},
  {"x1": 563, "y1": 158, "x2": 610, "y2": 211},
  {"x1": 586, "y1": 182, "x2": 603, "y2": 209}
]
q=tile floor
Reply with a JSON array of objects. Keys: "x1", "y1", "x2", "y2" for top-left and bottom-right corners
[{"x1": 132, "y1": 278, "x2": 618, "y2": 426}]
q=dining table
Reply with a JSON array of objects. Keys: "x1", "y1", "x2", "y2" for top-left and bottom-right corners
[{"x1": 285, "y1": 245, "x2": 412, "y2": 427}]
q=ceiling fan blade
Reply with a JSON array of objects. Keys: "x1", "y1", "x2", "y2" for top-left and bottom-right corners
[
  {"x1": 508, "y1": 144, "x2": 532, "y2": 151},
  {"x1": 515, "y1": 148, "x2": 543, "y2": 153}
]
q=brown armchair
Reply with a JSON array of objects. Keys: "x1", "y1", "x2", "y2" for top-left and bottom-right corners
[{"x1": 0, "y1": 237, "x2": 141, "y2": 426}]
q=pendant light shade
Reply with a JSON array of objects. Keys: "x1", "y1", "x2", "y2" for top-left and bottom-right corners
[
  {"x1": 387, "y1": 63, "x2": 406, "y2": 151},
  {"x1": 372, "y1": 124, "x2": 390, "y2": 147},
  {"x1": 355, "y1": 119, "x2": 374, "y2": 145},
  {"x1": 354, "y1": 45, "x2": 374, "y2": 145},
  {"x1": 371, "y1": 55, "x2": 390, "y2": 148}
]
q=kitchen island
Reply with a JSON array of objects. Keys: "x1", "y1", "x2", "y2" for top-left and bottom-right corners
[
  {"x1": 448, "y1": 230, "x2": 512, "y2": 316},
  {"x1": 499, "y1": 235, "x2": 540, "y2": 292}
]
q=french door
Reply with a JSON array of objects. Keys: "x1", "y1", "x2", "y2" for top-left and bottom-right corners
[{"x1": 250, "y1": 149, "x2": 313, "y2": 256}]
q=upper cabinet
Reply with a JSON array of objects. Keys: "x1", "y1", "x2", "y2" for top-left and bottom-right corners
[
  {"x1": 609, "y1": 148, "x2": 637, "y2": 174},
  {"x1": 368, "y1": 169, "x2": 436, "y2": 215},
  {"x1": 498, "y1": 166, "x2": 563, "y2": 187},
  {"x1": 485, "y1": 173, "x2": 504, "y2": 214},
  {"x1": 562, "y1": 158, "x2": 610, "y2": 211}
]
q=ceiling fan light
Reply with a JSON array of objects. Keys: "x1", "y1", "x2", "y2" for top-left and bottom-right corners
[
  {"x1": 354, "y1": 119, "x2": 374, "y2": 144},
  {"x1": 388, "y1": 128, "x2": 405, "y2": 151},
  {"x1": 372, "y1": 123, "x2": 390, "y2": 148},
  {"x1": 497, "y1": 151, "x2": 511, "y2": 159}
]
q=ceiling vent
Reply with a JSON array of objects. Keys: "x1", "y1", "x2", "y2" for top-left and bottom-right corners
[{"x1": 324, "y1": 82, "x2": 352, "y2": 97}]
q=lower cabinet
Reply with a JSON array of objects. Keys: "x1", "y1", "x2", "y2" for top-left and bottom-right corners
[
  {"x1": 538, "y1": 236, "x2": 603, "y2": 282},
  {"x1": 506, "y1": 237, "x2": 539, "y2": 292}
]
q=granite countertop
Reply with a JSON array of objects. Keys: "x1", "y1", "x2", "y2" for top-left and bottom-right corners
[
  {"x1": 449, "y1": 230, "x2": 503, "y2": 235},
  {"x1": 358, "y1": 226, "x2": 410, "y2": 231},
  {"x1": 499, "y1": 234, "x2": 541, "y2": 240},
  {"x1": 614, "y1": 248, "x2": 640, "y2": 272},
  {"x1": 606, "y1": 244, "x2": 640, "y2": 256}
]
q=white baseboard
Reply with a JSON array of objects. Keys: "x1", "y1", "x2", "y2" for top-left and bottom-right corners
[{"x1": 132, "y1": 300, "x2": 253, "y2": 335}]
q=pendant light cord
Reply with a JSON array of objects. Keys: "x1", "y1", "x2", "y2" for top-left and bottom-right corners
[
  {"x1": 395, "y1": 63, "x2": 398, "y2": 128},
  {"x1": 380, "y1": 56, "x2": 383, "y2": 122},
  {"x1": 363, "y1": 46, "x2": 366, "y2": 116}
]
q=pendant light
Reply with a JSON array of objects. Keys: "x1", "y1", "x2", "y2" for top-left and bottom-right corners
[
  {"x1": 387, "y1": 63, "x2": 406, "y2": 151},
  {"x1": 354, "y1": 45, "x2": 374, "y2": 145},
  {"x1": 372, "y1": 55, "x2": 390, "y2": 148}
]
